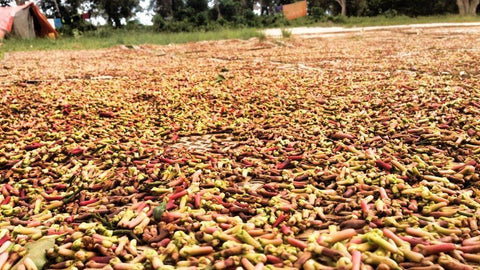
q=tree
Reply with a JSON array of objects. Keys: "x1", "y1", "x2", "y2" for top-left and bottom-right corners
[
  {"x1": 151, "y1": 0, "x2": 186, "y2": 19},
  {"x1": 38, "y1": 0, "x2": 79, "y2": 17},
  {"x1": 212, "y1": 0, "x2": 221, "y2": 18},
  {"x1": 457, "y1": 0, "x2": 479, "y2": 15},
  {"x1": 186, "y1": 0, "x2": 208, "y2": 13},
  {"x1": 151, "y1": 0, "x2": 173, "y2": 17},
  {"x1": 219, "y1": 0, "x2": 241, "y2": 20},
  {"x1": 334, "y1": 0, "x2": 347, "y2": 15},
  {"x1": 0, "y1": 0, "x2": 11, "y2": 7},
  {"x1": 93, "y1": 0, "x2": 141, "y2": 27},
  {"x1": 259, "y1": 0, "x2": 273, "y2": 15}
]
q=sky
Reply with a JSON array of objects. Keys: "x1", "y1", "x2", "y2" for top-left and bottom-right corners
[{"x1": 137, "y1": 0, "x2": 154, "y2": 25}]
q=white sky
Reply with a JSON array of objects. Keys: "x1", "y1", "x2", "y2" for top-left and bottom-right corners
[{"x1": 138, "y1": 0, "x2": 154, "y2": 25}]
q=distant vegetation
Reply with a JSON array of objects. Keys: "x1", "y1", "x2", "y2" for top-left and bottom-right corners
[{"x1": 148, "y1": 0, "x2": 472, "y2": 32}]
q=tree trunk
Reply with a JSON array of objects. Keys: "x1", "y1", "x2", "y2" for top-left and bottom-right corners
[
  {"x1": 113, "y1": 17, "x2": 122, "y2": 28},
  {"x1": 168, "y1": 0, "x2": 173, "y2": 18},
  {"x1": 469, "y1": 0, "x2": 479, "y2": 15},
  {"x1": 335, "y1": 0, "x2": 347, "y2": 16},
  {"x1": 457, "y1": 0, "x2": 479, "y2": 16},
  {"x1": 213, "y1": 0, "x2": 221, "y2": 19},
  {"x1": 53, "y1": 0, "x2": 61, "y2": 16},
  {"x1": 260, "y1": 0, "x2": 268, "y2": 15}
]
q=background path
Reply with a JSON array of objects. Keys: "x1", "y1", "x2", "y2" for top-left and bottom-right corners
[{"x1": 263, "y1": 22, "x2": 480, "y2": 38}]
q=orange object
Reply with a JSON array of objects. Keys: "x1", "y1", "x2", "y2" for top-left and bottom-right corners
[{"x1": 283, "y1": 1, "x2": 307, "y2": 20}]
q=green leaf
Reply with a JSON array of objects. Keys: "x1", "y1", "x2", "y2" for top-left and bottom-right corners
[
  {"x1": 12, "y1": 235, "x2": 59, "y2": 270},
  {"x1": 153, "y1": 201, "x2": 167, "y2": 221},
  {"x1": 216, "y1": 74, "x2": 226, "y2": 83}
]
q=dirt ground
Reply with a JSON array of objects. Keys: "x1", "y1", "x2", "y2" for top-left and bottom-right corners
[
  {"x1": 2, "y1": 24, "x2": 480, "y2": 83},
  {"x1": 0, "y1": 25, "x2": 480, "y2": 268}
]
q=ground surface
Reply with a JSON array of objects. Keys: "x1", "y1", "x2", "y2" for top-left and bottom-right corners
[{"x1": 0, "y1": 26, "x2": 480, "y2": 269}]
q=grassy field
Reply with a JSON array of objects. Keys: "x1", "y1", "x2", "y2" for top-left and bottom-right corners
[
  {"x1": 313, "y1": 14, "x2": 480, "y2": 27},
  {"x1": 0, "y1": 28, "x2": 262, "y2": 60},
  {"x1": 1, "y1": 14, "x2": 480, "y2": 60}
]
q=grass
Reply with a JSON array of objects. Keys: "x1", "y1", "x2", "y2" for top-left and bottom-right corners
[
  {"x1": 336, "y1": 14, "x2": 480, "y2": 27},
  {"x1": 281, "y1": 28, "x2": 292, "y2": 38},
  {"x1": 2, "y1": 14, "x2": 480, "y2": 59},
  {"x1": 0, "y1": 28, "x2": 261, "y2": 60},
  {"x1": 281, "y1": 14, "x2": 480, "y2": 28}
]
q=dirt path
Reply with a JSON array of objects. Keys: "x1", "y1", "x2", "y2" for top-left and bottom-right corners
[{"x1": 263, "y1": 21, "x2": 480, "y2": 38}]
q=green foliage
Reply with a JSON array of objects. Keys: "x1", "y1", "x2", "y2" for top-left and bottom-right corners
[
  {"x1": 244, "y1": 9, "x2": 256, "y2": 22},
  {"x1": 12, "y1": 236, "x2": 58, "y2": 270},
  {"x1": 93, "y1": 0, "x2": 141, "y2": 27},
  {"x1": 354, "y1": 0, "x2": 458, "y2": 17},
  {"x1": 38, "y1": 0, "x2": 141, "y2": 29},
  {"x1": 85, "y1": 26, "x2": 115, "y2": 37},
  {"x1": 194, "y1": 11, "x2": 209, "y2": 26},
  {"x1": 58, "y1": 18, "x2": 96, "y2": 36},
  {"x1": 153, "y1": 202, "x2": 167, "y2": 221},
  {"x1": 153, "y1": 14, "x2": 167, "y2": 31},
  {"x1": 38, "y1": 0, "x2": 83, "y2": 18},
  {"x1": 186, "y1": 0, "x2": 208, "y2": 12},
  {"x1": 257, "y1": 31, "x2": 267, "y2": 41},
  {"x1": 219, "y1": 0, "x2": 242, "y2": 21},
  {"x1": 281, "y1": 28, "x2": 292, "y2": 38},
  {"x1": 25, "y1": 0, "x2": 475, "y2": 33},
  {"x1": 335, "y1": 14, "x2": 480, "y2": 27},
  {"x1": 383, "y1": 9, "x2": 398, "y2": 18},
  {"x1": 331, "y1": 14, "x2": 347, "y2": 23},
  {"x1": 311, "y1": 7, "x2": 325, "y2": 19},
  {"x1": 153, "y1": 2, "x2": 473, "y2": 34}
]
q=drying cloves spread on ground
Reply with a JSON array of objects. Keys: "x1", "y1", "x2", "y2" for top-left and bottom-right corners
[{"x1": 0, "y1": 27, "x2": 480, "y2": 270}]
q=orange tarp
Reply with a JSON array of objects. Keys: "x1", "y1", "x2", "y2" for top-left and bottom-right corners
[
  {"x1": 283, "y1": 1, "x2": 307, "y2": 20},
  {"x1": 0, "y1": 2, "x2": 57, "y2": 39}
]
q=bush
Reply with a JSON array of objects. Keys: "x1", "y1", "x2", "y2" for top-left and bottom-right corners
[
  {"x1": 259, "y1": 15, "x2": 286, "y2": 27},
  {"x1": 281, "y1": 28, "x2": 292, "y2": 38},
  {"x1": 244, "y1": 9, "x2": 256, "y2": 22},
  {"x1": 83, "y1": 26, "x2": 114, "y2": 38},
  {"x1": 194, "y1": 11, "x2": 209, "y2": 26},
  {"x1": 331, "y1": 15, "x2": 347, "y2": 23},
  {"x1": 383, "y1": 9, "x2": 398, "y2": 18},
  {"x1": 205, "y1": 21, "x2": 223, "y2": 31},
  {"x1": 152, "y1": 9, "x2": 317, "y2": 33},
  {"x1": 311, "y1": 7, "x2": 324, "y2": 19},
  {"x1": 208, "y1": 8, "x2": 219, "y2": 21},
  {"x1": 217, "y1": 17, "x2": 228, "y2": 26},
  {"x1": 166, "y1": 20, "x2": 195, "y2": 32},
  {"x1": 153, "y1": 14, "x2": 167, "y2": 31},
  {"x1": 125, "y1": 19, "x2": 145, "y2": 30},
  {"x1": 219, "y1": 0, "x2": 242, "y2": 21},
  {"x1": 58, "y1": 17, "x2": 96, "y2": 36}
]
